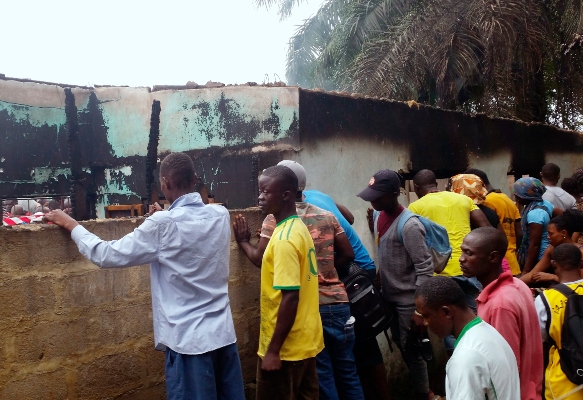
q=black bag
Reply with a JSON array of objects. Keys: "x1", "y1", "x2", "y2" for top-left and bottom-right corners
[
  {"x1": 552, "y1": 284, "x2": 583, "y2": 384},
  {"x1": 340, "y1": 263, "x2": 393, "y2": 345}
]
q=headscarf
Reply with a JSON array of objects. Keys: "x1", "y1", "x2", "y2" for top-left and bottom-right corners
[
  {"x1": 513, "y1": 177, "x2": 549, "y2": 242},
  {"x1": 450, "y1": 174, "x2": 488, "y2": 205},
  {"x1": 513, "y1": 177, "x2": 546, "y2": 202}
]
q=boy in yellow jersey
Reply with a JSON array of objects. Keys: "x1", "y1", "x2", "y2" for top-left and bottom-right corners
[
  {"x1": 535, "y1": 243, "x2": 583, "y2": 399},
  {"x1": 254, "y1": 165, "x2": 324, "y2": 400}
]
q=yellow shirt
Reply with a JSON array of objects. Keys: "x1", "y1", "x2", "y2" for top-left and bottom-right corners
[
  {"x1": 483, "y1": 191, "x2": 522, "y2": 275},
  {"x1": 408, "y1": 191, "x2": 478, "y2": 276},
  {"x1": 539, "y1": 283, "x2": 583, "y2": 400},
  {"x1": 259, "y1": 215, "x2": 324, "y2": 361}
]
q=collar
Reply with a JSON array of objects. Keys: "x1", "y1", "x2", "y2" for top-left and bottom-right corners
[
  {"x1": 454, "y1": 316, "x2": 482, "y2": 348},
  {"x1": 168, "y1": 192, "x2": 203, "y2": 210},
  {"x1": 276, "y1": 214, "x2": 299, "y2": 227},
  {"x1": 477, "y1": 270, "x2": 513, "y2": 303}
]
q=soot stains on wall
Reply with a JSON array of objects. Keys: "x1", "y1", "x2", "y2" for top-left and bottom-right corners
[{"x1": 299, "y1": 89, "x2": 583, "y2": 179}]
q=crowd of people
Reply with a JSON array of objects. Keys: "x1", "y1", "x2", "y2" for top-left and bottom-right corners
[
  {"x1": 2, "y1": 197, "x2": 72, "y2": 218},
  {"x1": 41, "y1": 153, "x2": 583, "y2": 400}
]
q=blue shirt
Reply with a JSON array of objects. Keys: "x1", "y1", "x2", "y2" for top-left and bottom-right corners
[
  {"x1": 525, "y1": 199, "x2": 554, "y2": 260},
  {"x1": 304, "y1": 190, "x2": 376, "y2": 271},
  {"x1": 71, "y1": 192, "x2": 236, "y2": 355}
]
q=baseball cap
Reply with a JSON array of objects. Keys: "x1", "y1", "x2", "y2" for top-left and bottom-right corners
[
  {"x1": 357, "y1": 170, "x2": 401, "y2": 201},
  {"x1": 277, "y1": 160, "x2": 307, "y2": 191}
]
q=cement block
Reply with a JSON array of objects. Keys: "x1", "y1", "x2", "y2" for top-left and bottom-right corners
[
  {"x1": 0, "y1": 369, "x2": 68, "y2": 399},
  {"x1": 11, "y1": 317, "x2": 87, "y2": 363},
  {"x1": 0, "y1": 275, "x2": 57, "y2": 320},
  {"x1": 74, "y1": 351, "x2": 143, "y2": 399}
]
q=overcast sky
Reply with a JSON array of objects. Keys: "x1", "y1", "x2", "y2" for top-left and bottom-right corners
[{"x1": 1, "y1": 0, "x2": 321, "y2": 87}]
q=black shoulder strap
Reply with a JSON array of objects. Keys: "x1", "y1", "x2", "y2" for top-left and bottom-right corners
[
  {"x1": 540, "y1": 293, "x2": 553, "y2": 346},
  {"x1": 553, "y1": 283, "x2": 575, "y2": 299}
]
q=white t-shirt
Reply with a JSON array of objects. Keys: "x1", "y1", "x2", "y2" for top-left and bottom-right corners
[
  {"x1": 446, "y1": 318, "x2": 520, "y2": 400},
  {"x1": 543, "y1": 186, "x2": 576, "y2": 211}
]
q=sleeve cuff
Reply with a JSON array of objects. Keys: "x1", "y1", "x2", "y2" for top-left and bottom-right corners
[
  {"x1": 273, "y1": 286, "x2": 300, "y2": 290},
  {"x1": 71, "y1": 224, "x2": 89, "y2": 244}
]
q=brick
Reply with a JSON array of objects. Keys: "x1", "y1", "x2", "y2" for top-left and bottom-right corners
[
  {"x1": 75, "y1": 351, "x2": 143, "y2": 399},
  {"x1": 0, "y1": 275, "x2": 57, "y2": 320},
  {"x1": 0, "y1": 369, "x2": 68, "y2": 399}
]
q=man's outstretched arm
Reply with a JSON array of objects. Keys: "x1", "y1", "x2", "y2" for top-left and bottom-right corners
[
  {"x1": 233, "y1": 214, "x2": 269, "y2": 267},
  {"x1": 44, "y1": 209, "x2": 159, "y2": 268}
]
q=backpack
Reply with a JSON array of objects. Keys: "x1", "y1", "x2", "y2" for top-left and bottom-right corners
[
  {"x1": 340, "y1": 263, "x2": 393, "y2": 349},
  {"x1": 550, "y1": 284, "x2": 583, "y2": 385},
  {"x1": 396, "y1": 209, "x2": 452, "y2": 274}
]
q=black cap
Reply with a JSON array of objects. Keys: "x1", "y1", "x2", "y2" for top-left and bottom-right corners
[{"x1": 357, "y1": 170, "x2": 401, "y2": 201}]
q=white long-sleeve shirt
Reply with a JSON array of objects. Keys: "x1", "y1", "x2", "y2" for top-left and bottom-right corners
[{"x1": 71, "y1": 192, "x2": 236, "y2": 355}]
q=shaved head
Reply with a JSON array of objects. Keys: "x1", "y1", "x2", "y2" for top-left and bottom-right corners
[
  {"x1": 541, "y1": 163, "x2": 560, "y2": 181},
  {"x1": 413, "y1": 169, "x2": 437, "y2": 187},
  {"x1": 466, "y1": 227, "x2": 508, "y2": 255}
]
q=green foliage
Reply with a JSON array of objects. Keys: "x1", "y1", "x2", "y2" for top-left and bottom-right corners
[{"x1": 260, "y1": 0, "x2": 583, "y2": 130}]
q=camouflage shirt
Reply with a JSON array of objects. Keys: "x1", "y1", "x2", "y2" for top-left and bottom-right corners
[{"x1": 261, "y1": 202, "x2": 349, "y2": 305}]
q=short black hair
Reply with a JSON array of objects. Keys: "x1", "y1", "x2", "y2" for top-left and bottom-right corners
[
  {"x1": 550, "y1": 209, "x2": 583, "y2": 236},
  {"x1": 541, "y1": 163, "x2": 560, "y2": 180},
  {"x1": 562, "y1": 177, "x2": 581, "y2": 197},
  {"x1": 160, "y1": 152, "x2": 196, "y2": 190},
  {"x1": 552, "y1": 243, "x2": 582, "y2": 271},
  {"x1": 415, "y1": 276, "x2": 468, "y2": 310},
  {"x1": 413, "y1": 169, "x2": 437, "y2": 187},
  {"x1": 466, "y1": 227, "x2": 508, "y2": 256},
  {"x1": 465, "y1": 168, "x2": 490, "y2": 185},
  {"x1": 261, "y1": 165, "x2": 298, "y2": 194}
]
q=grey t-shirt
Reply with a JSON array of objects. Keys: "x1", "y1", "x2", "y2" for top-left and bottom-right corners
[{"x1": 543, "y1": 186, "x2": 576, "y2": 211}]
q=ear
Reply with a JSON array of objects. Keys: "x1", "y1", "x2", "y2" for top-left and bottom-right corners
[
  {"x1": 490, "y1": 250, "x2": 503, "y2": 264},
  {"x1": 442, "y1": 305, "x2": 454, "y2": 319},
  {"x1": 282, "y1": 189, "x2": 292, "y2": 202}
]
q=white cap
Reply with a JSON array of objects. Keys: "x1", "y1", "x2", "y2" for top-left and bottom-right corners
[{"x1": 277, "y1": 160, "x2": 307, "y2": 191}]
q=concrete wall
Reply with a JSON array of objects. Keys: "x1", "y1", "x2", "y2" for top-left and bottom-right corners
[{"x1": 0, "y1": 209, "x2": 263, "y2": 399}]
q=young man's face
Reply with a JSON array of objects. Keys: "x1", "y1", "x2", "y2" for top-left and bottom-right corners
[
  {"x1": 459, "y1": 234, "x2": 491, "y2": 279},
  {"x1": 258, "y1": 174, "x2": 286, "y2": 216},
  {"x1": 414, "y1": 296, "x2": 453, "y2": 339},
  {"x1": 370, "y1": 192, "x2": 399, "y2": 212}
]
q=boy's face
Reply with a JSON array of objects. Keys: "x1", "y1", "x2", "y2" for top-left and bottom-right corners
[{"x1": 258, "y1": 175, "x2": 286, "y2": 216}]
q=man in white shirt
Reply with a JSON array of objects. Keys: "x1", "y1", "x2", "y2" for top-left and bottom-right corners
[
  {"x1": 415, "y1": 276, "x2": 520, "y2": 400},
  {"x1": 44, "y1": 152, "x2": 245, "y2": 400},
  {"x1": 541, "y1": 163, "x2": 576, "y2": 212}
]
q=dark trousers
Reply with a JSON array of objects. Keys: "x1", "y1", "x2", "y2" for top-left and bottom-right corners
[
  {"x1": 256, "y1": 356, "x2": 319, "y2": 400},
  {"x1": 165, "y1": 343, "x2": 245, "y2": 400}
]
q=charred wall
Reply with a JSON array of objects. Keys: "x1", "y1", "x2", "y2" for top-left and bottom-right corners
[{"x1": 298, "y1": 89, "x2": 583, "y2": 179}]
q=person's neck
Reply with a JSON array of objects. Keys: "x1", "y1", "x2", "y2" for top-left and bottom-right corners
[
  {"x1": 559, "y1": 271, "x2": 581, "y2": 283},
  {"x1": 273, "y1": 203, "x2": 297, "y2": 224},
  {"x1": 167, "y1": 190, "x2": 191, "y2": 205},
  {"x1": 383, "y1": 203, "x2": 401, "y2": 214},
  {"x1": 485, "y1": 183, "x2": 494, "y2": 192},
  {"x1": 542, "y1": 178, "x2": 558, "y2": 187},
  {"x1": 452, "y1": 308, "x2": 479, "y2": 339},
  {"x1": 477, "y1": 267, "x2": 503, "y2": 288}
]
